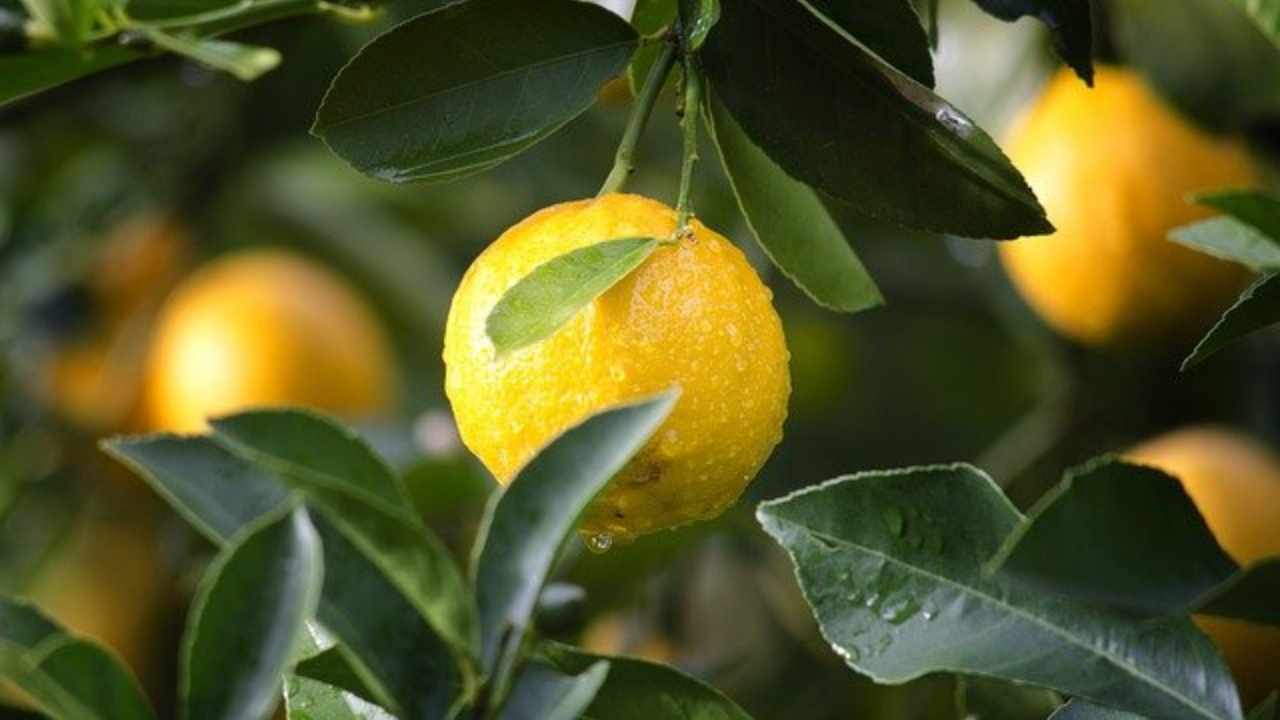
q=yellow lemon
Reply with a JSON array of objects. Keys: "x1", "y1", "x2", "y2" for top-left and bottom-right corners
[
  {"x1": 1127, "y1": 426, "x2": 1280, "y2": 704},
  {"x1": 141, "y1": 249, "x2": 397, "y2": 433},
  {"x1": 999, "y1": 66, "x2": 1258, "y2": 346},
  {"x1": 443, "y1": 194, "x2": 789, "y2": 541},
  {"x1": 581, "y1": 612, "x2": 677, "y2": 663}
]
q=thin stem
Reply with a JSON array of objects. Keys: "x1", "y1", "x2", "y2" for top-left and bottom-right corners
[
  {"x1": 597, "y1": 37, "x2": 679, "y2": 197},
  {"x1": 673, "y1": 56, "x2": 702, "y2": 234}
]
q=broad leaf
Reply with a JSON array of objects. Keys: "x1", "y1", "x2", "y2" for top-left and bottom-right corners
[
  {"x1": 183, "y1": 504, "x2": 323, "y2": 720},
  {"x1": 486, "y1": 237, "x2": 658, "y2": 355},
  {"x1": 801, "y1": 0, "x2": 934, "y2": 87},
  {"x1": 1049, "y1": 701, "x2": 1144, "y2": 719},
  {"x1": 678, "y1": 0, "x2": 720, "y2": 50},
  {"x1": 967, "y1": 0, "x2": 1093, "y2": 84},
  {"x1": 702, "y1": 0, "x2": 1050, "y2": 238},
  {"x1": 1196, "y1": 190, "x2": 1280, "y2": 242},
  {"x1": 626, "y1": 0, "x2": 677, "y2": 95},
  {"x1": 474, "y1": 393, "x2": 677, "y2": 680},
  {"x1": 499, "y1": 659, "x2": 609, "y2": 720},
  {"x1": 703, "y1": 89, "x2": 881, "y2": 313},
  {"x1": 139, "y1": 28, "x2": 281, "y2": 82},
  {"x1": 1230, "y1": 0, "x2": 1280, "y2": 48},
  {"x1": 1170, "y1": 218, "x2": 1280, "y2": 273},
  {"x1": 295, "y1": 647, "x2": 384, "y2": 708},
  {"x1": 0, "y1": 598, "x2": 155, "y2": 720},
  {"x1": 1251, "y1": 694, "x2": 1278, "y2": 720},
  {"x1": 758, "y1": 464, "x2": 1243, "y2": 720},
  {"x1": 313, "y1": 0, "x2": 638, "y2": 183},
  {"x1": 285, "y1": 675, "x2": 396, "y2": 720},
  {"x1": 1196, "y1": 558, "x2": 1280, "y2": 626},
  {"x1": 543, "y1": 643, "x2": 752, "y2": 720},
  {"x1": 1, "y1": 45, "x2": 142, "y2": 107},
  {"x1": 1183, "y1": 273, "x2": 1280, "y2": 370},
  {"x1": 956, "y1": 676, "x2": 1062, "y2": 720}
]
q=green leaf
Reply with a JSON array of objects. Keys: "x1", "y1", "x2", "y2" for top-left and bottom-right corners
[
  {"x1": 701, "y1": 0, "x2": 1050, "y2": 239},
  {"x1": 1196, "y1": 558, "x2": 1280, "y2": 626},
  {"x1": 967, "y1": 0, "x2": 1093, "y2": 84},
  {"x1": 139, "y1": 28, "x2": 281, "y2": 81},
  {"x1": 285, "y1": 675, "x2": 395, "y2": 720},
  {"x1": 0, "y1": 45, "x2": 143, "y2": 107},
  {"x1": 473, "y1": 393, "x2": 677, "y2": 679},
  {"x1": 499, "y1": 659, "x2": 609, "y2": 720},
  {"x1": 295, "y1": 647, "x2": 384, "y2": 708},
  {"x1": 21, "y1": 0, "x2": 99, "y2": 44},
  {"x1": 1196, "y1": 190, "x2": 1280, "y2": 244},
  {"x1": 0, "y1": 598, "x2": 155, "y2": 720},
  {"x1": 801, "y1": 0, "x2": 934, "y2": 87},
  {"x1": 757, "y1": 464, "x2": 1243, "y2": 720},
  {"x1": 1250, "y1": 693, "x2": 1278, "y2": 720},
  {"x1": 627, "y1": 0, "x2": 677, "y2": 95},
  {"x1": 1048, "y1": 701, "x2": 1144, "y2": 719},
  {"x1": 182, "y1": 504, "x2": 324, "y2": 720},
  {"x1": 1170, "y1": 218, "x2": 1280, "y2": 272},
  {"x1": 486, "y1": 237, "x2": 658, "y2": 355},
  {"x1": 955, "y1": 676, "x2": 1062, "y2": 720},
  {"x1": 1183, "y1": 273, "x2": 1280, "y2": 370},
  {"x1": 1230, "y1": 0, "x2": 1280, "y2": 48},
  {"x1": 678, "y1": 0, "x2": 719, "y2": 50},
  {"x1": 543, "y1": 643, "x2": 752, "y2": 720},
  {"x1": 703, "y1": 89, "x2": 881, "y2": 313},
  {"x1": 313, "y1": 0, "x2": 638, "y2": 183}
]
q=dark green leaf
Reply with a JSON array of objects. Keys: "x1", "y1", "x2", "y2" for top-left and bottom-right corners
[
  {"x1": 499, "y1": 659, "x2": 609, "y2": 720},
  {"x1": 1197, "y1": 559, "x2": 1280, "y2": 627},
  {"x1": 1170, "y1": 218, "x2": 1280, "y2": 273},
  {"x1": 138, "y1": 28, "x2": 280, "y2": 81},
  {"x1": 1250, "y1": 693, "x2": 1278, "y2": 720},
  {"x1": 702, "y1": 0, "x2": 1050, "y2": 238},
  {"x1": 0, "y1": 45, "x2": 143, "y2": 107},
  {"x1": 486, "y1": 237, "x2": 658, "y2": 355},
  {"x1": 285, "y1": 674, "x2": 395, "y2": 720},
  {"x1": 1049, "y1": 701, "x2": 1144, "y2": 719},
  {"x1": 1232, "y1": 0, "x2": 1280, "y2": 47},
  {"x1": 758, "y1": 464, "x2": 1243, "y2": 720},
  {"x1": 296, "y1": 646, "x2": 385, "y2": 709},
  {"x1": 967, "y1": 0, "x2": 1093, "y2": 84},
  {"x1": 703, "y1": 89, "x2": 881, "y2": 313},
  {"x1": 1183, "y1": 273, "x2": 1280, "y2": 370},
  {"x1": 801, "y1": 0, "x2": 934, "y2": 87},
  {"x1": 1196, "y1": 190, "x2": 1280, "y2": 244},
  {"x1": 313, "y1": 0, "x2": 638, "y2": 183},
  {"x1": 956, "y1": 676, "x2": 1062, "y2": 720},
  {"x1": 543, "y1": 643, "x2": 752, "y2": 720},
  {"x1": 474, "y1": 393, "x2": 677, "y2": 677},
  {"x1": 22, "y1": 0, "x2": 98, "y2": 45},
  {"x1": 183, "y1": 504, "x2": 323, "y2": 720},
  {"x1": 678, "y1": 0, "x2": 719, "y2": 50},
  {"x1": 0, "y1": 598, "x2": 155, "y2": 720},
  {"x1": 627, "y1": 0, "x2": 677, "y2": 95}
]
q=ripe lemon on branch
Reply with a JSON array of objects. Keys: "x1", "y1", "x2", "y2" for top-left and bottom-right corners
[
  {"x1": 1127, "y1": 427, "x2": 1280, "y2": 704},
  {"x1": 444, "y1": 194, "x2": 790, "y2": 542},
  {"x1": 999, "y1": 66, "x2": 1259, "y2": 346}
]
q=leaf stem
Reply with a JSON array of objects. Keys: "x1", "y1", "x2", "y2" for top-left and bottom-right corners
[
  {"x1": 597, "y1": 35, "x2": 679, "y2": 197},
  {"x1": 673, "y1": 54, "x2": 703, "y2": 235}
]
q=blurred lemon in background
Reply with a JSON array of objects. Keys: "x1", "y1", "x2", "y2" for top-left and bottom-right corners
[
  {"x1": 1127, "y1": 426, "x2": 1280, "y2": 703},
  {"x1": 141, "y1": 248, "x2": 397, "y2": 433},
  {"x1": 444, "y1": 194, "x2": 790, "y2": 542},
  {"x1": 581, "y1": 611, "x2": 677, "y2": 663},
  {"x1": 999, "y1": 66, "x2": 1258, "y2": 346}
]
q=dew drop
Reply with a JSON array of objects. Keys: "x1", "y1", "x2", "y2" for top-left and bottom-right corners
[
  {"x1": 584, "y1": 533, "x2": 613, "y2": 554},
  {"x1": 935, "y1": 106, "x2": 971, "y2": 133}
]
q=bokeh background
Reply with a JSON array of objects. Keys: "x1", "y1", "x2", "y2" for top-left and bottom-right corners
[{"x1": 2, "y1": 0, "x2": 1279, "y2": 716}]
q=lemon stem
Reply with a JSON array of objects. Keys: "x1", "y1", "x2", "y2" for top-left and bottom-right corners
[
  {"x1": 598, "y1": 36, "x2": 679, "y2": 197},
  {"x1": 673, "y1": 55, "x2": 702, "y2": 236}
]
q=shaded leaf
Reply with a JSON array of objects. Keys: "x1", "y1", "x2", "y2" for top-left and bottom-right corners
[
  {"x1": 486, "y1": 237, "x2": 658, "y2": 355},
  {"x1": 1196, "y1": 558, "x2": 1280, "y2": 627},
  {"x1": 956, "y1": 676, "x2": 1062, "y2": 720},
  {"x1": 474, "y1": 393, "x2": 677, "y2": 679},
  {"x1": 1250, "y1": 693, "x2": 1278, "y2": 720},
  {"x1": 703, "y1": 88, "x2": 881, "y2": 313},
  {"x1": 968, "y1": 0, "x2": 1093, "y2": 84},
  {"x1": 183, "y1": 504, "x2": 323, "y2": 720},
  {"x1": 313, "y1": 0, "x2": 638, "y2": 183},
  {"x1": 626, "y1": 0, "x2": 677, "y2": 95},
  {"x1": 0, "y1": 598, "x2": 155, "y2": 720},
  {"x1": 0, "y1": 45, "x2": 143, "y2": 107},
  {"x1": 295, "y1": 647, "x2": 384, "y2": 709},
  {"x1": 1230, "y1": 0, "x2": 1280, "y2": 48},
  {"x1": 758, "y1": 464, "x2": 1243, "y2": 720},
  {"x1": 499, "y1": 659, "x2": 609, "y2": 720},
  {"x1": 1170, "y1": 218, "x2": 1280, "y2": 273},
  {"x1": 678, "y1": 0, "x2": 719, "y2": 50},
  {"x1": 801, "y1": 0, "x2": 934, "y2": 87},
  {"x1": 1184, "y1": 273, "x2": 1280, "y2": 370},
  {"x1": 702, "y1": 0, "x2": 1049, "y2": 238}
]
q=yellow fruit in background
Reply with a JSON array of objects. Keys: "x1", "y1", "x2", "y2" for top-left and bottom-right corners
[
  {"x1": 91, "y1": 214, "x2": 191, "y2": 323},
  {"x1": 141, "y1": 249, "x2": 397, "y2": 433},
  {"x1": 1127, "y1": 426, "x2": 1280, "y2": 704},
  {"x1": 999, "y1": 66, "x2": 1258, "y2": 346},
  {"x1": 581, "y1": 612, "x2": 677, "y2": 663},
  {"x1": 444, "y1": 194, "x2": 789, "y2": 541}
]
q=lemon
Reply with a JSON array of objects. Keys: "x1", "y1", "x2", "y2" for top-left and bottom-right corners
[
  {"x1": 999, "y1": 66, "x2": 1258, "y2": 346},
  {"x1": 581, "y1": 611, "x2": 677, "y2": 663},
  {"x1": 141, "y1": 249, "x2": 397, "y2": 433},
  {"x1": 444, "y1": 194, "x2": 789, "y2": 541},
  {"x1": 1127, "y1": 426, "x2": 1280, "y2": 704}
]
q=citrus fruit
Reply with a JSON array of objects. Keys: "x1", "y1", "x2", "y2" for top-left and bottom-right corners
[
  {"x1": 443, "y1": 193, "x2": 790, "y2": 541},
  {"x1": 1127, "y1": 426, "x2": 1280, "y2": 703},
  {"x1": 999, "y1": 66, "x2": 1258, "y2": 346},
  {"x1": 141, "y1": 249, "x2": 396, "y2": 432}
]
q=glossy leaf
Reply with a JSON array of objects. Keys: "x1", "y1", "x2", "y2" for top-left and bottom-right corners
[
  {"x1": 284, "y1": 675, "x2": 396, "y2": 720},
  {"x1": 313, "y1": 0, "x2": 638, "y2": 183},
  {"x1": 1196, "y1": 190, "x2": 1280, "y2": 242},
  {"x1": 678, "y1": 0, "x2": 720, "y2": 50},
  {"x1": 1231, "y1": 0, "x2": 1280, "y2": 48},
  {"x1": 801, "y1": 0, "x2": 934, "y2": 87},
  {"x1": 1183, "y1": 273, "x2": 1280, "y2": 370},
  {"x1": 758, "y1": 464, "x2": 1243, "y2": 720},
  {"x1": 0, "y1": 598, "x2": 155, "y2": 720},
  {"x1": 967, "y1": 0, "x2": 1093, "y2": 84},
  {"x1": 474, "y1": 393, "x2": 677, "y2": 677},
  {"x1": 499, "y1": 659, "x2": 609, "y2": 720},
  {"x1": 139, "y1": 28, "x2": 281, "y2": 81},
  {"x1": 704, "y1": 89, "x2": 881, "y2": 313},
  {"x1": 183, "y1": 504, "x2": 323, "y2": 720},
  {"x1": 702, "y1": 0, "x2": 1050, "y2": 238},
  {"x1": 543, "y1": 643, "x2": 752, "y2": 720},
  {"x1": 295, "y1": 647, "x2": 384, "y2": 708},
  {"x1": 486, "y1": 237, "x2": 658, "y2": 355},
  {"x1": 1170, "y1": 218, "x2": 1280, "y2": 273}
]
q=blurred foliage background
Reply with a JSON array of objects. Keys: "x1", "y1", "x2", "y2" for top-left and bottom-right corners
[{"x1": 1, "y1": 0, "x2": 1279, "y2": 717}]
